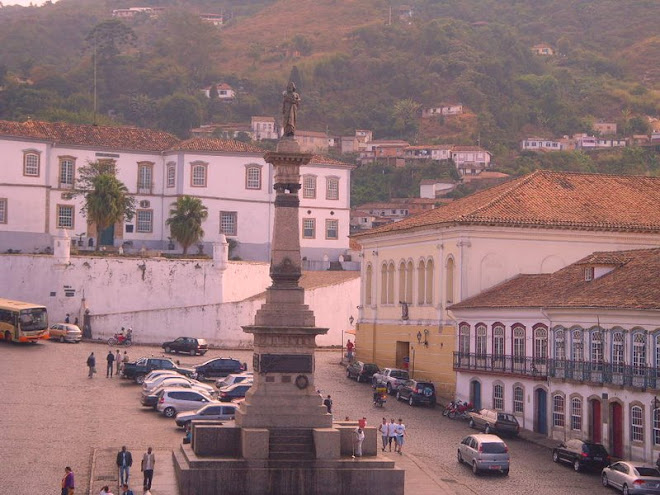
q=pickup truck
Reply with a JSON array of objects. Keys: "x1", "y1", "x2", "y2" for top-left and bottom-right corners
[
  {"x1": 121, "y1": 357, "x2": 197, "y2": 384},
  {"x1": 371, "y1": 367, "x2": 409, "y2": 394}
]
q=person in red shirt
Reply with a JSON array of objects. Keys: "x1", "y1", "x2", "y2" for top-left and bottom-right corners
[{"x1": 346, "y1": 339, "x2": 355, "y2": 361}]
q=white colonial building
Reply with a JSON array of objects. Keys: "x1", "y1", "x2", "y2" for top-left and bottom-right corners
[
  {"x1": 0, "y1": 120, "x2": 353, "y2": 262},
  {"x1": 449, "y1": 248, "x2": 660, "y2": 463}
]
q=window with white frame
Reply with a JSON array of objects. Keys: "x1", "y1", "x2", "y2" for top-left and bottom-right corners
[
  {"x1": 302, "y1": 218, "x2": 315, "y2": 239},
  {"x1": 513, "y1": 326, "x2": 525, "y2": 361},
  {"x1": 136, "y1": 210, "x2": 153, "y2": 233},
  {"x1": 493, "y1": 325, "x2": 505, "y2": 357},
  {"x1": 23, "y1": 151, "x2": 40, "y2": 176},
  {"x1": 303, "y1": 175, "x2": 317, "y2": 198},
  {"x1": 591, "y1": 330, "x2": 603, "y2": 369},
  {"x1": 476, "y1": 324, "x2": 487, "y2": 356},
  {"x1": 572, "y1": 329, "x2": 584, "y2": 361},
  {"x1": 631, "y1": 405, "x2": 643, "y2": 442},
  {"x1": 325, "y1": 219, "x2": 338, "y2": 240},
  {"x1": 137, "y1": 163, "x2": 153, "y2": 192},
  {"x1": 513, "y1": 386, "x2": 524, "y2": 414},
  {"x1": 555, "y1": 329, "x2": 566, "y2": 360},
  {"x1": 246, "y1": 165, "x2": 262, "y2": 190},
  {"x1": 326, "y1": 177, "x2": 339, "y2": 200},
  {"x1": 552, "y1": 395, "x2": 565, "y2": 427},
  {"x1": 459, "y1": 324, "x2": 470, "y2": 355},
  {"x1": 633, "y1": 333, "x2": 647, "y2": 374},
  {"x1": 493, "y1": 384, "x2": 504, "y2": 410},
  {"x1": 191, "y1": 162, "x2": 208, "y2": 187},
  {"x1": 571, "y1": 397, "x2": 582, "y2": 431},
  {"x1": 613, "y1": 332, "x2": 625, "y2": 373},
  {"x1": 59, "y1": 158, "x2": 75, "y2": 188},
  {"x1": 220, "y1": 211, "x2": 237, "y2": 235},
  {"x1": 534, "y1": 326, "x2": 548, "y2": 362},
  {"x1": 654, "y1": 408, "x2": 660, "y2": 445},
  {"x1": 56, "y1": 205, "x2": 74, "y2": 229},
  {"x1": 0, "y1": 198, "x2": 6, "y2": 224},
  {"x1": 167, "y1": 163, "x2": 176, "y2": 188}
]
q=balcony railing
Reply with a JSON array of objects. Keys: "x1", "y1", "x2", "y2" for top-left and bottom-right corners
[
  {"x1": 453, "y1": 352, "x2": 548, "y2": 378},
  {"x1": 453, "y1": 352, "x2": 660, "y2": 389}
]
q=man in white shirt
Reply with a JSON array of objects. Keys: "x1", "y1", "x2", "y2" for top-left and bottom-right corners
[
  {"x1": 395, "y1": 418, "x2": 406, "y2": 455},
  {"x1": 378, "y1": 418, "x2": 388, "y2": 452},
  {"x1": 141, "y1": 447, "x2": 155, "y2": 491},
  {"x1": 387, "y1": 418, "x2": 397, "y2": 452}
]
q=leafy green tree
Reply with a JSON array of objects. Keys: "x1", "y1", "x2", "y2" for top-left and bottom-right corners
[
  {"x1": 166, "y1": 196, "x2": 209, "y2": 255},
  {"x1": 84, "y1": 20, "x2": 136, "y2": 61},
  {"x1": 158, "y1": 93, "x2": 203, "y2": 138}
]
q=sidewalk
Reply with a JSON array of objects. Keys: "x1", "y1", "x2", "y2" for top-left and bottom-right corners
[{"x1": 89, "y1": 448, "x2": 180, "y2": 495}]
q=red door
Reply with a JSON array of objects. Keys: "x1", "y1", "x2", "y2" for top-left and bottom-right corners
[
  {"x1": 610, "y1": 402, "x2": 623, "y2": 458},
  {"x1": 591, "y1": 400, "x2": 601, "y2": 443}
]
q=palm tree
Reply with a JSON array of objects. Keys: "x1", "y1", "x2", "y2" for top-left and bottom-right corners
[
  {"x1": 166, "y1": 196, "x2": 208, "y2": 255},
  {"x1": 83, "y1": 173, "x2": 135, "y2": 251}
]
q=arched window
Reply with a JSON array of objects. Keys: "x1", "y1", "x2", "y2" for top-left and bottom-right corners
[
  {"x1": 191, "y1": 162, "x2": 208, "y2": 187},
  {"x1": 513, "y1": 386, "x2": 524, "y2": 414},
  {"x1": 476, "y1": 324, "x2": 487, "y2": 356},
  {"x1": 653, "y1": 408, "x2": 660, "y2": 445},
  {"x1": 459, "y1": 324, "x2": 470, "y2": 355},
  {"x1": 365, "y1": 264, "x2": 373, "y2": 306},
  {"x1": 631, "y1": 405, "x2": 643, "y2": 442},
  {"x1": 493, "y1": 324, "x2": 505, "y2": 370},
  {"x1": 612, "y1": 331, "x2": 625, "y2": 374},
  {"x1": 417, "y1": 260, "x2": 426, "y2": 305},
  {"x1": 572, "y1": 329, "x2": 584, "y2": 361},
  {"x1": 655, "y1": 334, "x2": 660, "y2": 371},
  {"x1": 166, "y1": 162, "x2": 176, "y2": 188},
  {"x1": 512, "y1": 325, "x2": 525, "y2": 371},
  {"x1": 398, "y1": 262, "x2": 406, "y2": 303},
  {"x1": 446, "y1": 257, "x2": 455, "y2": 304},
  {"x1": 425, "y1": 259, "x2": 434, "y2": 305},
  {"x1": 493, "y1": 383, "x2": 504, "y2": 410},
  {"x1": 380, "y1": 264, "x2": 388, "y2": 305},
  {"x1": 633, "y1": 332, "x2": 647, "y2": 372},
  {"x1": 555, "y1": 328, "x2": 566, "y2": 360},
  {"x1": 552, "y1": 395, "x2": 565, "y2": 427},
  {"x1": 591, "y1": 329, "x2": 603, "y2": 372},
  {"x1": 571, "y1": 397, "x2": 582, "y2": 431},
  {"x1": 406, "y1": 261, "x2": 413, "y2": 304},
  {"x1": 387, "y1": 263, "x2": 395, "y2": 305},
  {"x1": 534, "y1": 325, "x2": 548, "y2": 363}
]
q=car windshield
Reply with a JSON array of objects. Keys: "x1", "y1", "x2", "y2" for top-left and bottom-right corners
[
  {"x1": 498, "y1": 414, "x2": 517, "y2": 422},
  {"x1": 481, "y1": 442, "x2": 507, "y2": 454},
  {"x1": 391, "y1": 371, "x2": 408, "y2": 379},
  {"x1": 636, "y1": 467, "x2": 660, "y2": 477}
]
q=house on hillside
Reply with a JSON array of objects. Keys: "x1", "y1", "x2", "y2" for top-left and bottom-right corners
[
  {"x1": 340, "y1": 129, "x2": 373, "y2": 154},
  {"x1": 574, "y1": 134, "x2": 626, "y2": 149},
  {"x1": 419, "y1": 179, "x2": 457, "y2": 198},
  {"x1": 199, "y1": 13, "x2": 223, "y2": 27},
  {"x1": 112, "y1": 7, "x2": 161, "y2": 18},
  {"x1": 451, "y1": 146, "x2": 492, "y2": 176},
  {"x1": 450, "y1": 248, "x2": 660, "y2": 463},
  {"x1": 531, "y1": 43, "x2": 555, "y2": 56},
  {"x1": 295, "y1": 130, "x2": 330, "y2": 153},
  {"x1": 0, "y1": 120, "x2": 354, "y2": 264},
  {"x1": 351, "y1": 171, "x2": 660, "y2": 399},
  {"x1": 422, "y1": 104, "x2": 463, "y2": 118},
  {"x1": 403, "y1": 145, "x2": 453, "y2": 161},
  {"x1": 251, "y1": 116, "x2": 277, "y2": 141},
  {"x1": 191, "y1": 123, "x2": 252, "y2": 139},
  {"x1": 359, "y1": 140, "x2": 410, "y2": 165},
  {"x1": 201, "y1": 83, "x2": 235, "y2": 99},
  {"x1": 593, "y1": 121, "x2": 617, "y2": 135},
  {"x1": 520, "y1": 138, "x2": 564, "y2": 152},
  {"x1": 352, "y1": 198, "x2": 439, "y2": 231}
]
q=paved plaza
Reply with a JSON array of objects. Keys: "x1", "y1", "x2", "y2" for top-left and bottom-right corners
[{"x1": 1, "y1": 341, "x2": 611, "y2": 494}]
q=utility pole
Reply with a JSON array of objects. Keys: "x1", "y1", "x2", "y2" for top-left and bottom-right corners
[{"x1": 93, "y1": 33, "x2": 97, "y2": 125}]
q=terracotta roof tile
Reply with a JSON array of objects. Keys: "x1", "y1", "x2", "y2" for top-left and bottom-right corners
[
  {"x1": 449, "y1": 248, "x2": 660, "y2": 311},
  {"x1": 171, "y1": 138, "x2": 264, "y2": 153},
  {"x1": 452, "y1": 146, "x2": 489, "y2": 152},
  {"x1": 0, "y1": 119, "x2": 179, "y2": 151},
  {"x1": 353, "y1": 171, "x2": 660, "y2": 238},
  {"x1": 309, "y1": 154, "x2": 354, "y2": 167}
]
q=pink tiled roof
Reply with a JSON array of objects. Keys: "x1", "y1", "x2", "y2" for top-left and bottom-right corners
[
  {"x1": 171, "y1": 138, "x2": 264, "y2": 153},
  {"x1": 353, "y1": 170, "x2": 660, "y2": 238},
  {"x1": 309, "y1": 154, "x2": 353, "y2": 167},
  {"x1": 450, "y1": 248, "x2": 660, "y2": 311}
]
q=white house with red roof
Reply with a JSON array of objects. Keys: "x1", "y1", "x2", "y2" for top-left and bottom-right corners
[
  {"x1": 0, "y1": 120, "x2": 353, "y2": 263},
  {"x1": 450, "y1": 146, "x2": 492, "y2": 175}
]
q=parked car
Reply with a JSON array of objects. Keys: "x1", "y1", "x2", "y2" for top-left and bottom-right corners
[
  {"x1": 602, "y1": 461, "x2": 660, "y2": 494},
  {"x1": 161, "y1": 337, "x2": 208, "y2": 356},
  {"x1": 346, "y1": 362, "x2": 380, "y2": 383},
  {"x1": 215, "y1": 373, "x2": 253, "y2": 389},
  {"x1": 122, "y1": 357, "x2": 197, "y2": 384},
  {"x1": 468, "y1": 409, "x2": 520, "y2": 436},
  {"x1": 194, "y1": 358, "x2": 247, "y2": 381},
  {"x1": 156, "y1": 388, "x2": 216, "y2": 418},
  {"x1": 371, "y1": 368, "x2": 409, "y2": 395},
  {"x1": 141, "y1": 383, "x2": 213, "y2": 408},
  {"x1": 143, "y1": 369, "x2": 183, "y2": 383},
  {"x1": 457, "y1": 433, "x2": 510, "y2": 476},
  {"x1": 552, "y1": 439, "x2": 610, "y2": 472},
  {"x1": 47, "y1": 323, "x2": 82, "y2": 343},
  {"x1": 218, "y1": 382, "x2": 252, "y2": 402},
  {"x1": 395, "y1": 380, "x2": 436, "y2": 407},
  {"x1": 175, "y1": 403, "x2": 239, "y2": 427},
  {"x1": 142, "y1": 375, "x2": 215, "y2": 396}
]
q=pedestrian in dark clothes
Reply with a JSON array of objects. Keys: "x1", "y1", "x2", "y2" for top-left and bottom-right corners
[{"x1": 106, "y1": 351, "x2": 115, "y2": 378}]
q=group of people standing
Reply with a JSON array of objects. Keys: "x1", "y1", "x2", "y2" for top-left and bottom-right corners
[
  {"x1": 378, "y1": 417, "x2": 407, "y2": 455},
  {"x1": 85, "y1": 351, "x2": 129, "y2": 378}
]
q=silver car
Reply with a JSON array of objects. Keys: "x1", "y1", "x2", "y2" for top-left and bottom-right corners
[
  {"x1": 143, "y1": 375, "x2": 215, "y2": 396},
  {"x1": 156, "y1": 388, "x2": 217, "y2": 418},
  {"x1": 215, "y1": 373, "x2": 253, "y2": 389},
  {"x1": 602, "y1": 461, "x2": 660, "y2": 494},
  {"x1": 457, "y1": 433, "x2": 510, "y2": 475},
  {"x1": 174, "y1": 403, "x2": 238, "y2": 427}
]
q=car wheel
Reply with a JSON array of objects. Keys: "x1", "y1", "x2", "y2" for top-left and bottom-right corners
[
  {"x1": 164, "y1": 346, "x2": 171, "y2": 353},
  {"x1": 386, "y1": 383, "x2": 392, "y2": 395},
  {"x1": 472, "y1": 461, "x2": 479, "y2": 475},
  {"x1": 135, "y1": 374, "x2": 146, "y2": 385},
  {"x1": 357, "y1": 374, "x2": 362, "y2": 383},
  {"x1": 190, "y1": 349, "x2": 196, "y2": 356},
  {"x1": 200, "y1": 351, "x2": 207, "y2": 356},
  {"x1": 601, "y1": 473, "x2": 609, "y2": 487},
  {"x1": 573, "y1": 459, "x2": 581, "y2": 472},
  {"x1": 197, "y1": 373, "x2": 205, "y2": 381},
  {"x1": 409, "y1": 396, "x2": 414, "y2": 407},
  {"x1": 623, "y1": 484, "x2": 630, "y2": 495},
  {"x1": 457, "y1": 450, "x2": 463, "y2": 464},
  {"x1": 59, "y1": 336, "x2": 65, "y2": 343},
  {"x1": 552, "y1": 451, "x2": 559, "y2": 463},
  {"x1": 468, "y1": 419, "x2": 475, "y2": 428},
  {"x1": 164, "y1": 407, "x2": 176, "y2": 418}
]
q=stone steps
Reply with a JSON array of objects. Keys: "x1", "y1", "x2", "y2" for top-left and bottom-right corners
[{"x1": 269, "y1": 428, "x2": 315, "y2": 460}]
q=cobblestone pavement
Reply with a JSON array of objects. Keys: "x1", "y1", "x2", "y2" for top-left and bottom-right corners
[{"x1": 1, "y1": 341, "x2": 609, "y2": 495}]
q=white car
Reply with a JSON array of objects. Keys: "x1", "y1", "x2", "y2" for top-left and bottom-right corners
[
  {"x1": 144, "y1": 369, "x2": 183, "y2": 382},
  {"x1": 48, "y1": 323, "x2": 82, "y2": 343},
  {"x1": 175, "y1": 403, "x2": 239, "y2": 427},
  {"x1": 215, "y1": 373, "x2": 253, "y2": 389},
  {"x1": 143, "y1": 375, "x2": 215, "y2": 396},
  {"x1": 457, "y1": 434, "x2": 510, "y2": 476},
  {"x1": 156, "y1": 388, "x2": 217, "y2": 418}
]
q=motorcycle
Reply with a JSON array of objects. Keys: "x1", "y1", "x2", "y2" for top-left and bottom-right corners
[
  {"x1": 443, "y1": 399, "x2": 473, "y2": 419},
  {"x1": 373, "y1": 387, "x2": 387, "y2": 408},
  {"x1": 108, "y1": 330, "x2": 133, "y2": 347}
]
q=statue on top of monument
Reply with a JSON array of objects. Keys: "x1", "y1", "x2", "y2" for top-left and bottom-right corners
[{"x1": 282, "y1": 81, "x2": 300, "y2": 137}]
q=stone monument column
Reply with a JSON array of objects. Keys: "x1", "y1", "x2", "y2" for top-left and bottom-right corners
[{"x1": 236, "y1": 138, "x2": 331, "y2": 429}]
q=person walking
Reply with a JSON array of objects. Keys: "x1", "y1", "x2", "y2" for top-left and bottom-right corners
[
  {"x1": 346, "y1": 339, "x2": 355, "y2": 361},
  {"x1": 387, "y1": 418, "x2": 397, "y2": 452},
  {"x1": 106, "y1": 350, "x2": 115, "y2": 378},
  {"x1": 378, "y1": 417, "x2": 389, "y2": 452},
  {"x1": 74, "y1": 316, "x2": 79, "y2": 326},
  {"x1": 86, "y1": 353, "x2": 96, "y2": 378},
  {"x1": 141, "y1": 446, "x2": 155, "y2": 491},
  {"x1": 115, "y1": 350, "x2": 121, "y2": 375},
  {"x1": 395, "y1": 418, "x2": 406, "y2": 455},
  {"x1": 116, "y1": 446, "x2": 133, "y2": 486},
  {"x1": 323, "y1": 395, "x2": 333, "y2": 413},
  {"x1": 353, "y1": 427, "x2": 365, "y2": 457},
  {"x1": 61, "y1": 466, "x2": 74, "y2": 495},
  {"x1": 65, "y1": 313, "x2": 70, "y2": 324},
  {"x1": 120, "y1": 484, "x2": 134, "y2": 495}
]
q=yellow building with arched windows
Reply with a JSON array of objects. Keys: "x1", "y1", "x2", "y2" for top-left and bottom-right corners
[{"x1": 351, "y1": 171, "x2": 660, "y2": 400}]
